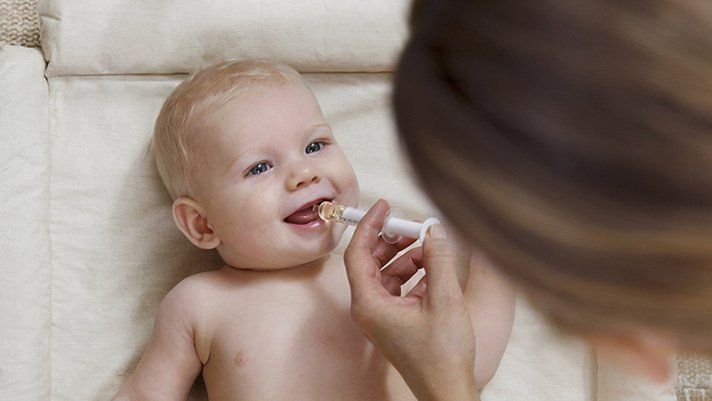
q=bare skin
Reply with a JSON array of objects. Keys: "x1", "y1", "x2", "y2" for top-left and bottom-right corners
[
  {"x1": 114, "y1": 247, "x2": 513, "y2": 401},
  {"x1": 115, "y1": 254, "x2": 414, "y2": 401}
]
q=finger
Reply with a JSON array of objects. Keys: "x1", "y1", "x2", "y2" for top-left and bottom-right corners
[
  {"x1": 372, "y1": 235, "x2": 417, "y2": 268},
  {"x1": 381, "y1": 246, "x2": 423, "y2": 295},
  {"x1": 346, "y1": 199, "x2": 390, "y2": 254},
  {"x1": 344, "y1": 199, "x2": 390, "y2": 298},
  {"x1": 422, "y1": 224, "x2": 463, "y2": 309}
]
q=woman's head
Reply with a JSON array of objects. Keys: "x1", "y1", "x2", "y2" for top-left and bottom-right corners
[{"x1": 395, "y1": 0, "x2": 712, "y2": 348}]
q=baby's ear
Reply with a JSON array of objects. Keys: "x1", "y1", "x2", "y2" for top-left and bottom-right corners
[{"x1": 172, "y1": 197, "x2": 221, "y2": 250}]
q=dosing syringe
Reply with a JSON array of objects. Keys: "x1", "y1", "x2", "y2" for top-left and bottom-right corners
[{"x1": 313, "y1": 201, "x2": 440, "y2": 243}]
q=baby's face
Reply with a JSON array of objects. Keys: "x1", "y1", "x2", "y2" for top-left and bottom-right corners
[{"x1": 190, "y1": 82, "x2": 360, "y2": 270}]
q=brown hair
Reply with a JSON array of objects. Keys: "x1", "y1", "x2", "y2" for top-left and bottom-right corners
[
  {"x1": 394, "y1": 0, "x2": 712, "y2": 340},
  {"x1": 153, "y1": 60, "x2": 307, "y2": 199}
]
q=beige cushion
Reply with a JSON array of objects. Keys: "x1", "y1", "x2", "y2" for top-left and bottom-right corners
[
  {"x1": 39, "y1": 0, "x2": 410, "y2": 77},
  {"x1": 0, "y1": 45, "x2": 50, "y2": 401}
]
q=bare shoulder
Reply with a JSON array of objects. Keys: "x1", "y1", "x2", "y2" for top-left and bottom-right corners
[
  {"x1": 154, "y1": 268, "x2": 234, "y2": 364},
  {"x1": 159, "y1": 268, "x2": 231, "y2": 317},
  {"x1": 168, "y1": 268, "x2": 226, "y2": 296}
]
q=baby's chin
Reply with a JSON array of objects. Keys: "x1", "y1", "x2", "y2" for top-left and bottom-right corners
[{"x1": 217, "y1": 218, "x2": 352, "y2": 270}]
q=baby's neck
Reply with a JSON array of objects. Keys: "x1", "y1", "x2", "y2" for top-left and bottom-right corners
[
  {"x1": 225, "y1": 253, "x2": 337, "y2": 279},
  {"x1": 218, "y1": 253, "x2": 347, "y2": 295}
]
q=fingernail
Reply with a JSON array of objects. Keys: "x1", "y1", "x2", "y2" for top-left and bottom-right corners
[{"x1": 428, "y1": 224, "x2": 447, "y2": 240}]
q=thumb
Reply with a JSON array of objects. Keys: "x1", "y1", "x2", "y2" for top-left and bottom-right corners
[
  {"x1": 422, "y1": 224, "x2": 463, "y2": 308},
  {"x1": 344, "y1": 199, "x2": 389, "y2": 299}
]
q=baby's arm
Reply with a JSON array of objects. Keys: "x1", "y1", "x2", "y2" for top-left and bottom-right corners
[
  {"x1": 113, "y1": 281, "x2": 204, "y2": 401},
  {"x1": 462, "y1": 251, "x2": 516, "y2": 389}
]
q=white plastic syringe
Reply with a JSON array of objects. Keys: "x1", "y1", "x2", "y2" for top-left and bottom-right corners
[{"x1": 313, "y1": 201, "x2": 440, "y2": 243}]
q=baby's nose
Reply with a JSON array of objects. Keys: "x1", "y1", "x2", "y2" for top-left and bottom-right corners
[{"x1": 286, "y1": 164, "x2": 321, "y2": 190}]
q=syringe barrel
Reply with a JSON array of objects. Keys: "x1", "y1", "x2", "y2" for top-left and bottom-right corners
[
  {"x1": 383, "y1": 217, "x2": 422, "y2": 239},
  {"x1": 341, "y1": 207, "x2": 366, "y2": 226}
]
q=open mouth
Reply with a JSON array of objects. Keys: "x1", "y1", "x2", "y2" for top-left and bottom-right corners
[{"x1": 284, "y1": 199, "x2": 329, "y2": 225}]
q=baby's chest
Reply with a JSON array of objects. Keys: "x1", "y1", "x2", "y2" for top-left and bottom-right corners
[
  {"x1": 209, "y1": 298, "x2": 369, "y2": 368},
  {"x1": 201, "y1": 302, "x2": 414, "y2": 400},
  {"x1": 193, "y1": 271, "x2": 418, "y2": 400}
]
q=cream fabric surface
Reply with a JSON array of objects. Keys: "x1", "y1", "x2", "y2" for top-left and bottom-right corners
[
  {"x1": 0, "y1": 0, "x2": 683, "y2": 400},
  {"x1": 0, "y1": 45, "x2": 50, "y2": 401},
  {"x1": 47, "y1": 74, "x2": 221, "y2": 401},
  {"x1": 39, "y1": 0, "x2": 410, "y2": 77}
]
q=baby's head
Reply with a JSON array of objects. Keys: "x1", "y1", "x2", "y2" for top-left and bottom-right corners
[{"x1": 153, "y1": 60, "x2": 359, "y2": 270}]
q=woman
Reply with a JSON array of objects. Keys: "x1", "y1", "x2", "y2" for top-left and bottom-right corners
[{"x1": 344, "y1": 0, "x2": 712, "y2": 399}]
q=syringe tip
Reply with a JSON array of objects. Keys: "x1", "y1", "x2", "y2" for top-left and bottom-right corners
[{"x1": 314, "y1": 201, "x2": 344, "y2": 222}]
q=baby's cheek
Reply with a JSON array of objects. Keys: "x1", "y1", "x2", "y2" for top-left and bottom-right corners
[
  {"x1": 231, "y1": 227, "x2": 278, "y2": 262},
  {"x1": 224, "y1": 215, "x2": 265, "y2": 245},
  {"x1": 339, "y1": 168, "x2": 360, "y2": 203}
]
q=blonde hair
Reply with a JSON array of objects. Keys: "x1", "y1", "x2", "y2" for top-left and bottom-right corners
[
  {"x1": 395, "y1": 0, "x2": 712, "y2": 341},
  {"x1": 153, "y1": 60, "x2": 307, "y2": 199}
]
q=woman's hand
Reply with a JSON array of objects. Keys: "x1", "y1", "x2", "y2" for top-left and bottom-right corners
[{"x1": 344, "y1": 200, "x2": 479, "y2": 401}]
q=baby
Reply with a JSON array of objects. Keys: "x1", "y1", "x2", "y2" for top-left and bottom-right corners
[{"x1": 113, "y1": 60, "x2": 515, "y2": 401}]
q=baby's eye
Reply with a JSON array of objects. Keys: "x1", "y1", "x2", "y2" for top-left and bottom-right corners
[
  {"x1": 305, "y1": 141, "x2": 326, "y2": 154},
  {"x1": 247, "y1": 162, "x2": 272, "y2": 176}
]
